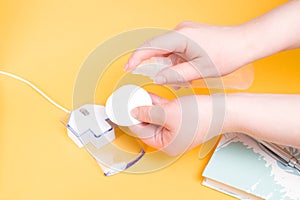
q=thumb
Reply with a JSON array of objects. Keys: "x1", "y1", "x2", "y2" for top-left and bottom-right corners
[
  {"x1": 153, "y1": 57, "x2": 216, "y2": 85},
  {"x1": 130, "y1": 105, "x2": 166, "y2": 126},
  {"x1": 153, "y1": 61, "x2": 199, "y2": 85}
]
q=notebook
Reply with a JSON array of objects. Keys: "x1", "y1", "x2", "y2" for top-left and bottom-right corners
[{"x1": 202, "y1": 132, "x2": 300, "y2": 200}]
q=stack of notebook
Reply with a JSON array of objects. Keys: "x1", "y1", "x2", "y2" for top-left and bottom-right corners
[{"x1": 202, "y1": 132, "x2": 300, "y2": 200}]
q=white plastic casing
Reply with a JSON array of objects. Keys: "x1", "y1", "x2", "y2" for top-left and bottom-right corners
[{"x1": 66, "y1": 104, "x2": 115, "y2": 149}]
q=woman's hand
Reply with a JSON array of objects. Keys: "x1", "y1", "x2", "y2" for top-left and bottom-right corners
[
  {"x1": 124, "y1": 21, "x2": 251, "y2": 85},
  {"x1": 129, "y1": 93, "x2": 227, "y2": 156},
  {"x1": 130, "y1": 93, "x2": 300, "y2": 156},
  {"x1": 125, "y1": 0, "x2": 300, "y2": 86}
]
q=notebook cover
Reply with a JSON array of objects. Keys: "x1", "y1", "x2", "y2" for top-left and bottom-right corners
[{"x1": 202, "y1": 132, "x2": 300, "y2": 200}]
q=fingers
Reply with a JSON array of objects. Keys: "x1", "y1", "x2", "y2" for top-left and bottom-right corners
[
  {"x1": 153, "y1": 61, "x2": 200, "y2": 85},
  {"x1": 124, "y1": 31, "x2": 187, "y2": 71},
  {"x1": 129, "y1": 124, "x2": 173, "y2": 150},
  {"x1": 152, "y1": 54, "x2": 220, "y2": 85},
  {"x1": 124, "y1": 48, "x2": 169, "y2": 71},
  {"x1": 130, "y1": 105, "x2": 166, "y2": 126},
  {"x1": 130, "y1": 94, "x2": 169, "y2": 126},
  {"x1": 167, "y1": 53, "x2": 186, "y2": 65}
]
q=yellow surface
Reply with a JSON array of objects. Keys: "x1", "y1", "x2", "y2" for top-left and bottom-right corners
[{"x1": 1, "y1": 0, "x2": 300, "y2": 199}]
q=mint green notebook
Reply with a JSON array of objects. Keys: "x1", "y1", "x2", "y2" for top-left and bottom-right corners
[{"x1": 202, "y1": 133, "x2": 300, "y2": 200}]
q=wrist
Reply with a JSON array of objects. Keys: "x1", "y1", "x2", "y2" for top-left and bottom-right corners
[
  {"x1": 223, "y1": 93, "x2": 262, "y2": 134},
  {"x1": 223, "y1": 93, "x2": 247, "y2": 133},
  {"x1": 232, "y1": 24, "x2": 264, "y2": 66},
  {"x1": 196, "y1": 94, "x2": 230, "y2": 138},
  {"x1": 216, "y1": 25, "x2": 258, "y2": 70}
]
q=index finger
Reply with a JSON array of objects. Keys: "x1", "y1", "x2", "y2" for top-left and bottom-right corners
[{"x1": 125, "y1": 31, "x2": 187, "y2": 71}]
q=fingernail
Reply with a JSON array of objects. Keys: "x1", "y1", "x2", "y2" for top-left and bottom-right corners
[
  {"x1": 124, "y1": 63, "x2": 129, "y2": 71},
  {"x1": 154, "y1": 76, "x2": 167, "y2": 84},
  {"x1": 131, "y1": 108, "x2": 139, "y2": 119},
  {"x1": 128, "y1": 59, "x2": 136, "y2": 68}
]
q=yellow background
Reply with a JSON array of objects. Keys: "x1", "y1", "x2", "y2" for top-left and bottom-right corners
[{"x1": 1, "y1": 0, "x2": 300, "y2": 199}]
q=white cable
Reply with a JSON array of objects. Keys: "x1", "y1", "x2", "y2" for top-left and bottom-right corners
[{"x1": 0, "y1": 70, "x2": 70, "y2": 113}]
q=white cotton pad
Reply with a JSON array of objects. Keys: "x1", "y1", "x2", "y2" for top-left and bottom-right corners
[
  {"x1": 105, "y1": 84, "x2": 152, "y2": 126},
  {"x1": 132, "y1": 57, "x2": 173, "y2": 78}
]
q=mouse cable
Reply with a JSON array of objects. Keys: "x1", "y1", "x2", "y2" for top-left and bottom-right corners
[{"x1": 0, "y1": 70, "x2": 70, "y2": 113}]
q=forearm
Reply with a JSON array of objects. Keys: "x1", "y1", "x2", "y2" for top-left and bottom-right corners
[
  {"x1": 224, "y1": 93, "x2": 300, "y2": 148},
  {"x1": 240, "y1": 0, "x2": 300, "y2": 62}
]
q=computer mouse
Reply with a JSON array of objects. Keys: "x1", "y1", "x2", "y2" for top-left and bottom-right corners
[{"x1": 105, "y1": 84, "x2": 152, "y2": 126}]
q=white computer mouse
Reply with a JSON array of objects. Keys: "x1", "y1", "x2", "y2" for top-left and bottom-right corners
[{"x1": 105, "y1": 84, "x2": 152, "y2": 126}]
